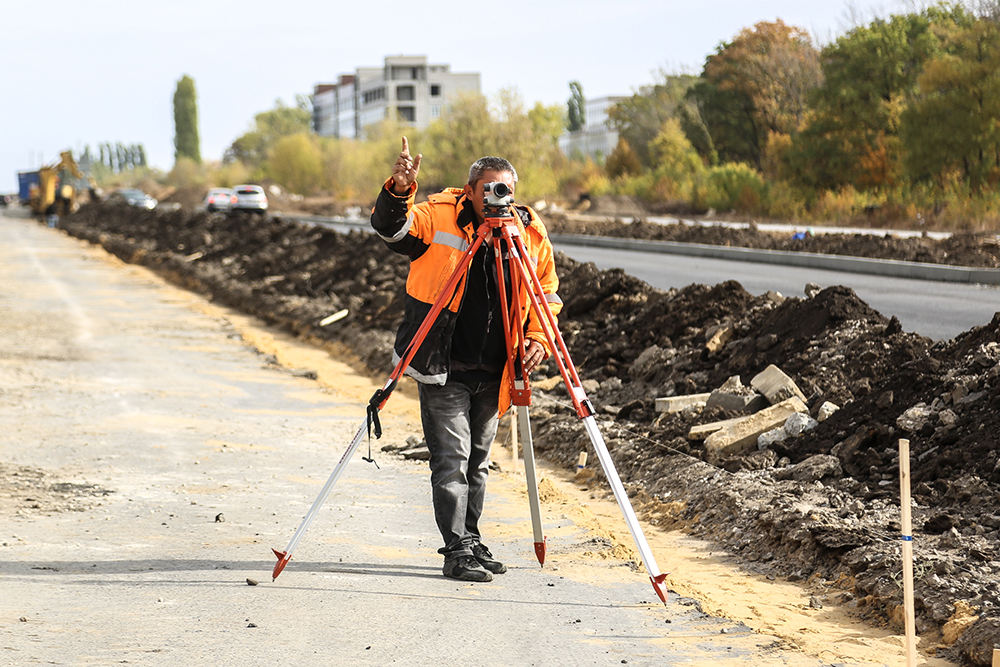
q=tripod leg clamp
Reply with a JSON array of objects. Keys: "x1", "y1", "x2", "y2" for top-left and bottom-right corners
[
  {"x1": 366, "y1": 379, "x2": 398, "y2": 440},
  {"x1": 366, "y1": 399, "x2": 383, "y2": 440}
]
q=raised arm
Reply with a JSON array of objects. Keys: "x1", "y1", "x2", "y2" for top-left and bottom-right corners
[
  {"x1": 371, "y1": 137, "x2": 425, "y2": 257},
  {"x1": 390, "y1": 136, "x2": 422, "y2": 196}
]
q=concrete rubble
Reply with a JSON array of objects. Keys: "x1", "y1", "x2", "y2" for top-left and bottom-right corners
[
  {"x1": 656, "y1": 366, "x2": 814, "y2": 460},
  {"x1": 705, "y1": 375, "x2": 769, "y2": 412},
  {"x1": 703, "y1": 396, "x2": 808, "y2": 462},
  {"x1": 654, "y1": 393, "x2": 711, "y2": 414},
  {"x1": 750, "y1": 364, "x2": 808, "y2": 404}
]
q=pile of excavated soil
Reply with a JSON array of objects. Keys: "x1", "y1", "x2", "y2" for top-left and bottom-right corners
[
  {"x1": 51, "y1": 204, "x2": 1000, "y2": 666},
  {"x1": 546, "y1": 214, "x2": 1000, "y2": 268}
]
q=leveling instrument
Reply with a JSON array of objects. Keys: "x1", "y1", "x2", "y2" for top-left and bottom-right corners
[{"x1": 271, "y1": 184, "x2": 668, "y2": 602}]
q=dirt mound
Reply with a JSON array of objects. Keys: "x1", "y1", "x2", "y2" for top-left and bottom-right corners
[
  {"x1": 547, "y1": 215, "x2": 1000, "y2": 269},
  {"x1": 157, "y1": 185, "x2": 203, "y2": 211},
  {"x1": 57, "y1": 204, "x2": 1000, "y2": 665}
]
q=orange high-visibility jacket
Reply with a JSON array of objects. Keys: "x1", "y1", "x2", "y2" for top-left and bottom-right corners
[{"x1": 371, "y1": 179, "x2": 562, "y2": 412}]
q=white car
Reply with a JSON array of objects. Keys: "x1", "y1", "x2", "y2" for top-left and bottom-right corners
[
  {"x1": 229, "y1": 184, "x2": 268, "y2": 215},
  {"x1": 204, "y1": 188, "x2": 232, "y2": 213}
]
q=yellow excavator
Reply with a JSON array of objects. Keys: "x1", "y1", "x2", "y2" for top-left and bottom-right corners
[{"x1": 29, "y1": 151, "x2": 85, "y2": 217}]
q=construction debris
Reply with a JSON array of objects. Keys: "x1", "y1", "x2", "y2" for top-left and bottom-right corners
[
  {"x1": 687, "y1": 416, "x2": 744, "y2": 441},
  {"x1": 750, "y1": 365, "x2": 807, "y2": 405},
  {"x1": 757, "y1": 411, "x2": 818, "y2": 449},
  {"x1": 705, "y1": 375, "x2": 768, "y2": 412},
  {"x1": 655, "y1": 393, "x2": 711, "y2": 414},
  {"x1": 703, "y1": 397, "x2": 808, "y2": 462}
]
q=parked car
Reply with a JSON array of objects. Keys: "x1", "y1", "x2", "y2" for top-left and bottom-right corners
[
  {"x1": 105, "y1": 188, "x2": 157, "y2": 210},
  {"x1": 204, "y1": 187, "x2": 232, "y2": 213},
  {"x1": 0, "y1": 193, "x2": 16, "y2": 207},
  {"x1": 229, "y1": 184, "x2": 268, "y2": 215}
]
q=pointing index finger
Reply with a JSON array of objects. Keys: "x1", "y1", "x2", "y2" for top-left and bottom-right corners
[{"x1": 401, "y1": 136, "x2": 410, "y2": 157}]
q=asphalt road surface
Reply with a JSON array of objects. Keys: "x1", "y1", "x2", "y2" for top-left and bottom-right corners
[
  {"x1": 316, "y1": 217, "x2": 997, "y2": 342},
  {"x1": 554, "y1": 243, "x2": 1000, "y2": 341},
  {"x1": 0, "y1": 215, "x2": 925, "y2": 666}
]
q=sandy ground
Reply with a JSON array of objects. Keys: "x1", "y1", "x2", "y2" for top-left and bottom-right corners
[
  {"x1": 0, "y1": 214, "x2": 957, "y2": 665},
  {"x1": 238, "y1": 313, "x2": 941, "y2": 666}
]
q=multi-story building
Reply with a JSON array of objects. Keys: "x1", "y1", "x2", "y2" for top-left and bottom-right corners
[
  {"x1": 313, "y1": 55, "x2": 481, "y2": 139},
  {"x1": 558, "y1": 95, "x2": 628, "y2": 161}
]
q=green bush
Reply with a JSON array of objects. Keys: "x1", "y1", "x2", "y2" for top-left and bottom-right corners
[
  {"x1": 320, "y1": 124, "x2": 405, "y2": 202},
  {"x1": 704, "y1": 163, "x2": 768, "y2": 214},
  {"x1": 764, "y1": 180, "x2": 809, "y2": 221},
  {"x1": 267, "y1": 133, "x2": 325, "y2": 195},
  {"x1": 167, "y1": 157, "x2": 207, "y2": 189}
]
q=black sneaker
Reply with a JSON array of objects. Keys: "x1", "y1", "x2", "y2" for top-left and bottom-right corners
[
  {"x1": 472, "y1": 543, "x2": 508, "y2": 574},
  {"x1": 443, "y1": 555, "x2": 493, "y2": 582}
]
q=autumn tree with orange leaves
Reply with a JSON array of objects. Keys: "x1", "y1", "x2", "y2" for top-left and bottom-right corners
[{"x1": 687, "y1": 20, "x2": 822, "y2": 170}]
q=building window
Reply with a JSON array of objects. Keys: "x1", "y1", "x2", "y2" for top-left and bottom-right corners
[
  {"x1": 398, "y1": 106, "x2": 416, "y2": 123},
  {"x1": 362, "y1": 87, "x2": 385, "y2": 105},
  {"x1": 430, "y1": 84, "x2": 441, "y2": 97},
  {"x1": 396, "y1": 85, "x2": 415, "y2": 101},
  {"x1": 391, "y1": 66, "x2": 424, "y2": 80},
  {"x1": 430, "y1": 105, "x2": 440, "y2": 118}
]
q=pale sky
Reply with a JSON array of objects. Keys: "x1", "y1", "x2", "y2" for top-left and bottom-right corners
[{"x1": 1, "y1": 0, "x2": 906, "y2": 193}]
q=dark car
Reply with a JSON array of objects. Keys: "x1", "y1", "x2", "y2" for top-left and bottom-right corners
[{"x1": 105, "y1": 188, "x2": 157, "y2": 209}]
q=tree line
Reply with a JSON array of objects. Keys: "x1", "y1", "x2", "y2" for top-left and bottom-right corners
[
  {"x1": 603, "y1": 3, "x2": 1000, "y2": 227},
  {"x1": 106, "y1": 3, "x2": 1000, "y2": 229}
]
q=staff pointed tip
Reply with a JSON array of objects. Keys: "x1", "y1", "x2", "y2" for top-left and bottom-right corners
[
  {"x1": 272, "y1": 548, "x2": 291, "y2": 580},
  {"x1": 534, "y1": 539, "x2": 547, "y2": 566},
  {"x1": 650, "y1": 573, "x2": 669, "y2": 604}
]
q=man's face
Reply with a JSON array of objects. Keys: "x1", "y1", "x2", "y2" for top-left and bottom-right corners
[{"x1": 464, "y1": 169, "x2": 516, "y2": 223}]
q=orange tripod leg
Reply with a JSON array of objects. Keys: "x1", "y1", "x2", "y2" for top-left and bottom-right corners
[{"x1": 495, "y1": 218, "x2": 669, "y2": 603}]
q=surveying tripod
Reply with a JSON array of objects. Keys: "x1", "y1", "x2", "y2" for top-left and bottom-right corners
[{"x1": 271, "y1": 191, "x2": 668, "y2": 603}]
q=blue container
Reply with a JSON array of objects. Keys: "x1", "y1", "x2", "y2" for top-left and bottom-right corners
[{"x1": 18, "y1": 171, "x2": 39, "y2": 202}]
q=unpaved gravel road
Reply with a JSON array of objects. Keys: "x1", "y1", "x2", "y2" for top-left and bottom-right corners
[{"x1": 0, "y1": 213, "x2": 952, "y2": 666}]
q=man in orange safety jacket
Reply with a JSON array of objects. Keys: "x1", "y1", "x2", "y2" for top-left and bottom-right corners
[{"x1": 370, "y1": 138, "x2": 562, "y2": 582}]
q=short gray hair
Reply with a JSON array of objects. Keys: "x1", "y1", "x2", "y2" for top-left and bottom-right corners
[{"x1": 468, "y1": 156, "x2": 518, "y2": 186}]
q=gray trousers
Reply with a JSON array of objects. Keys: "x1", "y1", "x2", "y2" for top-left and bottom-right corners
[{"x1": 418, "y1": 377, "x2": 501, "y2": 559}]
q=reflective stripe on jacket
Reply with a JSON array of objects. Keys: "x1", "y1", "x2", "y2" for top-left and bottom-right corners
[{"x1": 371, "y1": 178, "x2": 562, "y2": 412}]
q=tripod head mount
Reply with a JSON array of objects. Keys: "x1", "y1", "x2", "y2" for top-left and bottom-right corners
[{"x1": 482, "y1": 181, "x2": 515, "y2": 220}]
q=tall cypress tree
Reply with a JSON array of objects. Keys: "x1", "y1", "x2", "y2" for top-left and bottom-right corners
[
  {"x1": 173, "y1": 75, "x2": 201, "y2": 164},
  {"x1": 566, "y1": 81, "x2": 585, "y2": 132}
]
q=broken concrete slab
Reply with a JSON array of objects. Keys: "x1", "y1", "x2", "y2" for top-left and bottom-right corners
[
  {"x1": 703, "y1": 397, "x2": 808, "y2": 462},
  {"x1": 705, "y1": 391, "x2": 768, "y2": 413},
  {"x1": 815, "y1": 401, "x2": 840, "y2": 422},
  {"x1": 751, "y1": 365, "x2": 807, "y2": 405},
  {"x1": 705, "y1": 325, "x2": 734, "y2": 353},
  {"x1": 688, "y1": 416, "x2": 745, "y2": 441},
  {"x1": 705, "y1": 375, "x2": 768, "y2": 412},
  {"x1": 655, "y1": 393, "x2": 711, "y2": 413}
]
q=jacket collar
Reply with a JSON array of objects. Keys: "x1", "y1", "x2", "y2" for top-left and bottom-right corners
[{"x1": 458, "y1": 196, "x2": 477, "y2": 231}]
